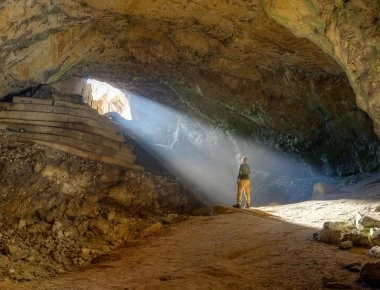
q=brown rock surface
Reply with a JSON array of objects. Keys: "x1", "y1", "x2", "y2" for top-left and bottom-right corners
[
  {"x1": 0, "y1": 133, "x2": 201, "y2": 281},
  {"x1": 0, "y1": 1, "x2": 378, "y2": 175},
  {"x1": 0, "y1": 211, "x2": 374, "y2": 289}
]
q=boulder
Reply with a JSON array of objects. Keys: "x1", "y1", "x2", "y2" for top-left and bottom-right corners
[
  {"x1": 339, "y1": 240, "x2": 353, "y2": 250},
  {"x1": 369, "y1": 228, "x2": 380, "y2": 239},
  {"x1": 140, "y1": 222, "x2": 163, "y2": 238},
  {"x1": 360, "y1": 261, "x2": 380, "y2": 287},
  {"x1": 355, "y1": 212, "x2": 380, "y2": 230},
  {"x1": 323, "y1": 221, "x2": 346, "y2": 231},
  {"x1": 340, "y1": 232, "x2": 372, "y2": 248},
  {"x1": 368, "y1": 246, "x2": 380, "y2": 258},
  {"x1": 319, "y1": 229, "x2": 341, "y2": 244}
]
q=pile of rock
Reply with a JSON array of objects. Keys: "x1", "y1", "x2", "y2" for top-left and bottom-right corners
[
  {"x1": 315, "y1": 212, "x2": 380, "y2": 250},
  {"x1": 0, "y1": 134, "x2": 203, "y2": 281},
  {"x1": 314, "y1": 211, "x2": 380, "y2": 287}
]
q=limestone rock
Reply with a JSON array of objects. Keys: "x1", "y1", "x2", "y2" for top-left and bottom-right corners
[
  {"x1": 0, "y1": 135, "x2": 199, "y2": 282},
  {"x1": 369, "y1": 228, "x2": 380, "y2": 239},
  {"x1": 368, "y1": 246, "x2": 380, "y2": 258},
  {"x1": 340, "y1": 232, "x2": 372, "y2": 248},
  {"x1": 319, "y1": 229, "x2": 341, "y2": 244},
  {"x1": 339, "y1": 241, "x2": 353, "y2": 250},
  {"x1": 0, "y1": 0, "x2": 378, "y2": 177},
  {"x1": 356, "y1": 212, "x2": 380, "y2": 230},
  {"x1": 323, "y1": 222, "x2": 346, "y2": 231},
  {"x1": 140, "y1": 222, "x2": 163, "y2": 238}
]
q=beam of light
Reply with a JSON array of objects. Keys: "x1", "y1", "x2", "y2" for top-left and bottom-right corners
[
  {"x1": 86, "y1": 79, "x2": 133, "y2": 120},
  {"x1": 111, "y1": 92, "x2": 333, "y2": 206}
]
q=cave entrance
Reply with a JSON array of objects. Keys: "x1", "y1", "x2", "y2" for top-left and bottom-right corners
[{"x1": 84, "y1": 79, "x2": 133, "y2": 120}]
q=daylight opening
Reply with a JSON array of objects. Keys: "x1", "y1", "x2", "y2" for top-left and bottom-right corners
[{"x1": 85, "y1": 79, "x2": 132, "y2": 120}]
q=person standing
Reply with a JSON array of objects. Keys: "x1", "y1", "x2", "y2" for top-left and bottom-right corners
[{"x1": 233, "y1": 156, "x2": 251, "y2": 209}]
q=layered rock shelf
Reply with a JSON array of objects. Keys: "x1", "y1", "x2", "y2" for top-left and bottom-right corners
[{"x1": 0, "y1": 95, "x2": 142, "y2": 171}]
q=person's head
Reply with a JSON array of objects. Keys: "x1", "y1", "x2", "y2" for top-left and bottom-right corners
[{"x1": 242, "y1": 156, "x2": 248, "y2": 164}]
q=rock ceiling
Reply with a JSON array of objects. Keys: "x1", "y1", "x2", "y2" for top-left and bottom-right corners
[{"x1": 0, "y1": 0, "x2": 378, "y2": 175}]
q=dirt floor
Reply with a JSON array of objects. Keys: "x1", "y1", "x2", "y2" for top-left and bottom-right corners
[{"x1": 1, "y1": 207, "x2": 376, "y2": 290}]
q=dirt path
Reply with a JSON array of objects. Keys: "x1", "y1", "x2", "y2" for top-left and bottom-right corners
[{"x1": 1, "y1": 209, "x2": 375, "y2": 290}]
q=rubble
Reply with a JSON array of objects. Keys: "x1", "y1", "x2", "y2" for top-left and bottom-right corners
[{"x1": 0, "y1": 134, "x2": 202, "y2": 281}]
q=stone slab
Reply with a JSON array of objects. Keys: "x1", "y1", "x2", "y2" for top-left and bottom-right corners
[
  {"x1": 13, "y1": 96, "x2": 53, "y2": 105},
  {"x1": 54, "y1": 100, "x2": 97, "y2": 112},
  {"x1": 52, "y1": 94, "x2": 83, "y2": 104},
  {"x1": 0, "y1": 110, "x2": 119, "y2": 133},
  {"x1": 0, "y1": 119, "x2": 124, "y2": 142},
  {"x1": 0, "y1": 123, "x2": 127, "y2": 152},
  {"x1": 0, "y1": 103, "x2": 105, "y2": 125},
  {"x1": 17, "y1": 138, "x2": 143, "y2": 171},
  {"x1": 11, "y1": 132, "x2": 136, "y2": 163}
]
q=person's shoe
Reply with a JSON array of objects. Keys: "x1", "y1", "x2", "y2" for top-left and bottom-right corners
[
  {"x1": 233, "y1": 204, "x2": 241, "y2": 209},
  {"x1": 245, "y1": 205, "x2": 250, "y2": 209}
]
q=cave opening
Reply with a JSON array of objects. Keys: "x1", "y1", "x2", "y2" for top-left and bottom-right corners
[
  {"x1": 0, "y1": 1, "x2": 378, "y2": 286},
  {"x1": 85, "y1": 79, "x2": 133, "y2": 120}
]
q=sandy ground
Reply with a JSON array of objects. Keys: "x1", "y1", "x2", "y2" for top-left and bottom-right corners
[
  {"x1": 2, "y1": 175, "x2": 380, "y2": 290},
  {"x1": 259, "y1": 173, "x2": 380, "y2": 228},
  {"x1": 1, "y1": 208, "x2": 377, "y2": 290}
]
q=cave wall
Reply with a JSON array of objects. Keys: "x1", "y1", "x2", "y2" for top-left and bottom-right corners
[
  {"x1": 263, "y1": 0, "x2": 380, "y2": 134},
  {"x1": 0, "y1": 0, "x2": 378, "y2": 176}
]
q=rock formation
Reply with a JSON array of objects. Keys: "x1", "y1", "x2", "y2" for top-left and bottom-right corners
[
  {"x1": 0, "y1": 133, "x2": 201, "y2": 281},
  {"x1": 0, "y1": 0, "x2": 378, "y2": 175}
]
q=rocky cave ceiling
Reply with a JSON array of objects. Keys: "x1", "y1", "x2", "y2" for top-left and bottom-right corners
[{"x1": 0, "y1": 0, "x2": 379, "y2": 175}]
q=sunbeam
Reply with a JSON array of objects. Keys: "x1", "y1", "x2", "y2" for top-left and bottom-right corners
[{"x1": 110, "y1": 92, "x2": 333, "y2": 206}]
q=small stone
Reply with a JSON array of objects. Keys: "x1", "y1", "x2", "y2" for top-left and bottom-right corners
[
  {"x1": 107, "y1": 211, "x2": 116, "y2": 221},
  {"x1": 52, "y1": 221, "x2": 63, "y2": 232},
  {"x1": 18, "y1": 219, "x2": 26, "y2": 229},
  {"x1": 80, "y1": 248, "x2": 92, "y2": 259},
  {"x1": 140, "y1": 222, "x2": 163, "y2": 238},
  {"x1": 341, "y1": 231, "x2": 371, "y2": 248},
  {"x1": 369, "y1": 228, "x2": 380, "y2": 239},
  {"x1": 339, "y1": 240, "x2": 353, "y2": 250},
  {"x1": 368, "y1": 246, "x2": 380, "y2": 258}
]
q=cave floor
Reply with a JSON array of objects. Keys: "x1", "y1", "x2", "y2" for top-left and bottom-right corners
[{"x1": 2, "y1": 208, "x2": 376, "y2": 290}]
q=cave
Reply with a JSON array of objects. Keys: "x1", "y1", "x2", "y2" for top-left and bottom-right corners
[{"x1": 0, "y1": 0, "x2": 379, "y2": 288}]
